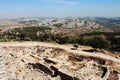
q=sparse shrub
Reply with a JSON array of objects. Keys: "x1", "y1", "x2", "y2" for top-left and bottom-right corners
[
  {"x1": 53, "y1": 23, "x2": 63, "y2": 27},
  {"x1": 73, "y1": 44, "x2": 79, "y2": 50}
]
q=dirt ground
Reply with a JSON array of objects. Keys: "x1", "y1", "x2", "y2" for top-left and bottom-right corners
[{"x1": 0, "y1": 42, "x2": 120, "y2": 80}]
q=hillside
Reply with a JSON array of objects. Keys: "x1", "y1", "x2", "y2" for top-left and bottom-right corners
[
  {"x1": 93, "y1": 17, "x2": 120, "y2": 32},
  {"x1": 0, "y1": 42, "x2": 120, "y2": 80},
  {"x1": 0, "y1": 17, "x2": 113, "y2": 33}
]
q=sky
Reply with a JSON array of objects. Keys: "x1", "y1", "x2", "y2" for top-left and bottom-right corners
[{"x1": 0, "y1": 0, "x2": 120, "y2": 18}]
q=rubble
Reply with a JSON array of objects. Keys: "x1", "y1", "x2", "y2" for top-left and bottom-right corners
[{"x1": 0, "y1": 44, "x2": 120, "y2": 80}]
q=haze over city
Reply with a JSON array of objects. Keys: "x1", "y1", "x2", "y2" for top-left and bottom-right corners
[{"x1": 0, "y1": 0, "x2": 120, "y2": 18}]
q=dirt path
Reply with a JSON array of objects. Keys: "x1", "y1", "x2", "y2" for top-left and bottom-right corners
[{"x1": 0, "y1": 42, "x2": 120, "y2": 64}]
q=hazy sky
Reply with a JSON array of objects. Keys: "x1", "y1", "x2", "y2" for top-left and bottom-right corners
[{"x1": 0, "y1": 0, "x2": 120, "y2": 18}]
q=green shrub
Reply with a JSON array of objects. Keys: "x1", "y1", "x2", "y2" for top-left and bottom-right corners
[
  {"x1": 73, "y1": 44, "x2": 79, "y2": 50},
  {"x1": 88, "y1": 37, "x2": 110, "y2": 49}
]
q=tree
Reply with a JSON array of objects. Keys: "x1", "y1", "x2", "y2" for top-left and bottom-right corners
[{"x1": 88, "y1": 37, "x2": 110, "y2": 49}]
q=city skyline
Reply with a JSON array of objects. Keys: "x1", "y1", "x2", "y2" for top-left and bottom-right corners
[{"x1": 0, "y1": 0, "x2": 120, "y2": 18}]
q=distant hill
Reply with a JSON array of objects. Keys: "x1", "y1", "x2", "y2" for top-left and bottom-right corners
[
  {"x1": 0, "y1": 17, "x2": 115, "y2": 33},
  {"x1": 93, "y1": 17, "x2": 120, "y2": 32}
]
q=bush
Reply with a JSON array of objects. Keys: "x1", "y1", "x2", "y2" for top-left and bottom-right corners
[
  {"x1": 73, "y1": 44, "x2": 79, "y2": 50},
  {"x1": 54, "y1": 23, "x2": 63, "y2": 27}
]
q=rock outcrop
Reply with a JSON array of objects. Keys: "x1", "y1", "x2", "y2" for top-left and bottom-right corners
[
  {"x1": 1, "y1": 45, "x2": 120, "y2": 80},
  {"x1": 0, "y1": 47, "x2": 7, "y2": 80}
]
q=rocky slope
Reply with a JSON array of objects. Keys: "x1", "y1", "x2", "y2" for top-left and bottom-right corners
[{"x1": 0, "y1": 42, "x2": 120, "y2": 80}]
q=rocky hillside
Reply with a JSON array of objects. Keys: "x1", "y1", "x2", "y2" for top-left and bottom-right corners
[
  {"x1": 0, "y1": 42, "x2": 120, "y2": 80},
  {"x1": 0, "y1": 18, "x2": 113, "y2": 35}
]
